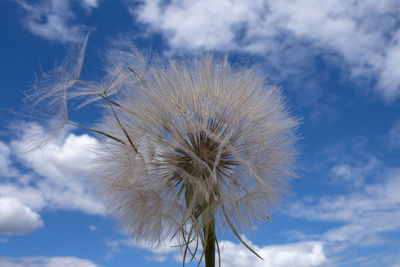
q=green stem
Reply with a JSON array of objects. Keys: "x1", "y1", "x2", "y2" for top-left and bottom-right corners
[{"x1": 203, "y1": 209, "x2": 215, "y2": 267}]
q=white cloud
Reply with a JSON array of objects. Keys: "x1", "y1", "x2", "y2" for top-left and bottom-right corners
[
  {"x1": 389, "y1": 260, "x2": 400, "y2": 267},
  {"x1": 104, "y1": 239, "x2": 122, "y2": 260},
  {"x1": 0, "y1": 142, "x2": 19, "y2": 178},
  {"x1": 290, "y1": 166, "x2": 400, "y2": 250},
  {"x1": 79, "y1": 0, "x2": 99, "y2": 12},
  {"x1": 127, "y1": 0, "x2": 263, "y2": 51},
  {"x1": 330, "y1": 157, "x2": 381, "y2": 187},
  {"x1": 106, "y1": 236, "x2": 327, "y2": 266},
  {"x1": 106, "y1": 237, "x2": 181, "y2": 262},
  {"x1": 128, "y1": 0, "x2": 261, "y2": 51},
  {"x1": 284, "y1": 137, "x2": 400, "y2": 265},
  {"x1": 124, "y1": 238, "x2": 179, "y2": 255},
  {"x1": 7, "y1": 123, "x2": 104, "y2": 215},
  {"x1": 0, "y1": 197, "x2": 43, "y2": 235},
  {"x1": 220, "y1": 240, "x2": 326, "y2": 267},
  {"x1": 15, "y1": 0, "x2": 98, "y2": 43},
  {"x1": 388, "y1": 119, "x2": 400, "y2": 149},
  {"x1": 0, "y1": 182, "x2": 46, "y2": 211},
  {"x1": 377, "y1": 31, "x2": 400, "y2": 100},
  {"x1": 0, "y1": 123, "x2": 104, "y2": 235},
  {"x1": 0, "y1": 257, "x2": 98, "y2": 267},
  {"x1": 0, "y1": 142, "x2": 11, "y2": 176},
  {"x1": 127, "y1": 0, "x2": 400, "y2": 101}
]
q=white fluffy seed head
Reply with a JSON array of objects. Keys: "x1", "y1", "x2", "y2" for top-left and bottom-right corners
[
  {"x1": 93, "y1": 46, "x2": 300, "y2": 245},
  {"x1": 25, "y1": 37, "x2": 299, "y2": 249}
]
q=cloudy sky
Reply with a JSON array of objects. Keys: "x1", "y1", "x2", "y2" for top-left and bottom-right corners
[{"x1": 1, "y1": 0, "x2": 400, "y2": 266}]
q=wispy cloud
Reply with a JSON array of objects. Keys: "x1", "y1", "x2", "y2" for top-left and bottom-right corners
[
  {"x1": 330, "y1": 157, "x2": 381, "y2": 188},
  {"x1": 0, "y1": 142, "x2": 19, "y2": 178},
  {"x1": 105, "y1": 237, "x2": 181, "y2": 262},
  {"x1": 387, "y1": 119, "x2": 400, "y2": 149},
  {"x1": 126, "y1": 0, "x2": 400, "y2": 101},
  {"x1": 0, "y1": 257, "x2": 98, "y2": 267},
  {"x1": 15, "y1": 0, "x2": 99, "y2": 43},
  {"x1": 289, "y1": 161, "x2": 400, "y2": 264},
  {"x1": 78, "y1": 0, "x2": 99, "y2": 12}
]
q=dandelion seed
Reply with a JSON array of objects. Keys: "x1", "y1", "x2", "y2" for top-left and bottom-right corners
[{"x1": 25, "y1": 36, "x2": 300, "y2": 267}]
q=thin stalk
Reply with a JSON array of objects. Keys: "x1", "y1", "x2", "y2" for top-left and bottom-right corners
[{"x1": 203, "y1": 209, "x2": 215, "y2": 267}]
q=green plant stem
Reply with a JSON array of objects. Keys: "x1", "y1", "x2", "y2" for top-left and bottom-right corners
[{"x1": 203, "y1": 210, "x2": 215, "y2": 267}]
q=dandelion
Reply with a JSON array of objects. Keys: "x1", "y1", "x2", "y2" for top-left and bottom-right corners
[{"x1": 25, "y1": 36, "x2": 299, "y2": 267}]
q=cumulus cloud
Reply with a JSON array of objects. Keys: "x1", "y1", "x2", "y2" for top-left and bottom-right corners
[
  {"x1": 127, "y1": 0, "x2": 261, "y2": 51},
  {"x1": 0, "y1": 123, "x2": 104, "y2": 235},
  {"x1": 15, "y1": 0, "x2": 99, "y2": 42},
  {"x1": 9, "y1": 124, "x2": 104, "y2": 214},
  {"x1": 0, "y1": 257, "x2": 98, "y2": 267},
  {"x1": 105, "y1": 236, "x2": 326, "y2": 266},
  {"x1": 220, "y1": 240, "x2": 326, "y2": 267},
  {"x1": 127, "y1": 0, "x2": 400, "y2": 101},
  {"x1": 0, "y1": 197, "x2": 43, "y2": 235}
]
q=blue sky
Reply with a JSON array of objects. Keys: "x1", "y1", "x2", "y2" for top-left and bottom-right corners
[{"x1": 1, "y1": 0, "x2": 400, "y2": 266}]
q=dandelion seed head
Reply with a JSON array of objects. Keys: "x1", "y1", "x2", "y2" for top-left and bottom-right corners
[
  {"x1": 24, "y1": 37, "x2": 300, "y2": 258},
  {"x1": 94, "y1": 50, "x2": 299, "y2": 245}
]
